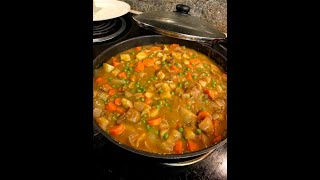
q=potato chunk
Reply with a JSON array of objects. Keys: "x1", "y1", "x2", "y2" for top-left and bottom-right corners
[
  {"x1": 136, "y1": 52, "x2": 147, "y2": 60},
  {"x1": 120, "y1": 54, "x2": 131, "y2": 61}
]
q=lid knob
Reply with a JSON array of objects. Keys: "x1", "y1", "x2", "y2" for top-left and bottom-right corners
[{"x1": 176, "y1": 4, "x2": 190, "y2": 14}]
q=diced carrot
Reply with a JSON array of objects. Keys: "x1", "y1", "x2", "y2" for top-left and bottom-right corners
[
  {"x1": 212, "y1": 135, "x2": 223, "y2": 144},
  {"x1": 136, "y1": 94, "x2": 144, "y2": 98},
  {"x1": 189, "y1": 58, "x2": 200, "y2": 65},
  {"x1": 105, "y1": 102, "x2": 117, "y2": 112},
  {"x1": 112, "y1": 57, "x2": 120, "y2": 65},
  {"x1": 136, "y1": 46, "x2": 142, "y2": 51},
  {"x1": 186, "y1": 64, "x2": 193, "y2": 69},
  {"x1": 116, "y1": 107, "x2": 125, "y2": 114},
  {"x1": 147, "y1": 118, "x2": 162, "y2": 126},
  {"x1": 186, "y1": 72, "x2": 192, "y2": 80},
  {"x1": 118, "y1": 72, "x2": 127, "y2": 79},
  {"x1": 130, "y1": 63, "x2": 134, "y2": 67},
  {"x1": 109, "y1": 124, "x2": 125, "y2": 136},
  {"x1": 144, "y1": 97, "x2": 152, "y2": 105},
  {"x1": 213, "y1": 120, "x2": 220, "y2": 130},
  {"x1": 187, "y1": 140, "x2": 199, "y2": 152},
  {"x1": 203, "y1": 89, "x2": 218, "y2": 99},
  {"x1": 198, "y1": 111, "x2": 212, "y2": 121},
  {"x1": 102, "y1": 83, "x2": 112, "y2": 90},
  {"x1": 142, "y1": 58, "x2": 155, "y2": 67},
  {"x1": 154, "y1": 65, "x2": 160, "y2": 70},
  {"x1": 113, "y1": 61, "x2": 121, "y2": 66},
  {"x1": 174, "y1": 140, "x2": 184, "y2": 154},
  {"x1": 95, "y1": 77, "x2": 103, "y2": 83},
  {"x1": 214, "y1": 131, "x2": 220, "y2": 137},
  {"x1": 130, "y1": 75, "x2": 136, "y2": 82},
  {"x1": 135, "y1": 61, "x2": 145, "y2": 72},
  {"x1": 171, "y1": 65, "x2": 182, "y2": 73},
  {"x1": 222, "y1": 73, "x2": 227, "y2": 81},
  {"x1": 108, "y1": 89, "x2": 117, "y2": 96},
  {"x1": 150, "y1": 46, "x2": 162, "y2": 51},
  {"x1": 169, "y1": 44, "x2": 179, "y2": 49},
  {"x1": 112, "y1": 57, "x2": 119, "y2": 63},
  {"x1": 114, "y1": 98, "x2": 122, "y2": 106}
]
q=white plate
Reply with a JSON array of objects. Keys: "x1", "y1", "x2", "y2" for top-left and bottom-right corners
[{"x1": 93, "y1": 0, "x2": 131, "y2": 21}]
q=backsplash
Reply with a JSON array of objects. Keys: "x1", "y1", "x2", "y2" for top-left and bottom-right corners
[{"x1": 121, "y1": 0, "x2": 227, "y2": 33}]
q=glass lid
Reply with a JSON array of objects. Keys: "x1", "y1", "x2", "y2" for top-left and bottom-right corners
[{"x1": 132, "y1": 4, "x2": 226, "y2": 42}]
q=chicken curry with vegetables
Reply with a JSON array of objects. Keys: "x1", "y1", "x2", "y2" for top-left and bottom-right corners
[{"x1": 93, "y1": 44, "x2": 227, "y2": 154}]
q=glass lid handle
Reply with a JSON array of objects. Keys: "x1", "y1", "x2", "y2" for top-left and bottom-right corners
[{"x1": 175, "y1": 4, "x2": 190, "y2": 14}]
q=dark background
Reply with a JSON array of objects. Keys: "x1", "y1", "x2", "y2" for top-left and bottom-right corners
[{"x1": 2, "y1": 0, "x2": 318, "y2": 179}]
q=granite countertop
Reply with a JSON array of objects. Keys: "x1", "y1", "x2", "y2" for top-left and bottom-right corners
[{"x1": 121, "y1": 0, "x2": 227, "y2": 33}]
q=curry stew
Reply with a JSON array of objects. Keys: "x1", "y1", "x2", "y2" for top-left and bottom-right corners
[{"x1": 93, "y1": 44, "x2": 227, "y2": 154}]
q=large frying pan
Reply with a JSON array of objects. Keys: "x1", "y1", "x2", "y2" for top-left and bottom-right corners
[{"x1": 93, "y1": 35, "x2": 227, "y2": 163}]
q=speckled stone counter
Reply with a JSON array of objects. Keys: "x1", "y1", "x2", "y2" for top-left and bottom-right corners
[{"x1": 121, "y1": 0, "x2": 227, "y2": 33}]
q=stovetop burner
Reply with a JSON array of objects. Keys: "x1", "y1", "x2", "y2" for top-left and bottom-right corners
[{"x1": 93, "y1": 17, "x2": 127, "y2": 43}]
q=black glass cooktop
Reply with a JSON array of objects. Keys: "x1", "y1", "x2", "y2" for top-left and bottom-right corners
[{"x1": 93, "y1": 12, "x2": 227, "y2": 180}]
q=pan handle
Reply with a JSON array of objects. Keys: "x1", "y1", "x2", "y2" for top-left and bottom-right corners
[{"x1": 212, "y1": 38, "x2": 227, "y2": 57}]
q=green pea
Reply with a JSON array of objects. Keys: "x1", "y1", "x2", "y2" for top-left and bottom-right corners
[
  {"x1": 108, "y1": 77, "x2": 113, "y2": 82},
  {"x1": 161, "y1": 61, "x2": 166, "y2": 66},
  {"x1": 140, "y1": 98, "x2": 145, "y2": 102},
  {"x1": 178, "y1": 83, "x2": 183, "y2": 88},
  {"x1": 196, "y1": 129, "x2": 202, "y2": 135},
  {"x1": 171, "y1": 91, "x2": 175, "y2": 95},
  {"x1": 163, "y1": 132, "x2": 169, "y2": 140},
  {"x1": 146, "y1": 125, "x2": 151, "y2": 130},
  {"x1": 137, "y1": 89, "x2": 142, "y2": 93},
  {"x1": 142, "y1": 119, "x2": 146, "y2": 124},
  {"x1": 178, "y1": 127, "x2": 184, "y2": 133}
]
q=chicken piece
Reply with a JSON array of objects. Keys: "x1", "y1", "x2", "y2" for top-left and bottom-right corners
[
  {"x1": 157, "y1": 71, "x2": 165, "y2": 80},
  {"x1": 121, "y1": 98, "x2": 133, "y2": 108},
  {"x1": 93, "y1": 108, "x2": 102, "y2": 119},
  {"x1": 179, "y1": 107, "x2": 197, "y2": 124},
  {"x1": 96, "y1": 117, "x2": 110, "y2": 131},
  {"x1": 133, "y1": 102, "x2": 151, "y2": 112},
  {"x1": 126, "y1": 108, "x2": 141, "y2": 123},
  {"x1": 198, "y1": 116, "x2": 214, "y2": 134}
]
